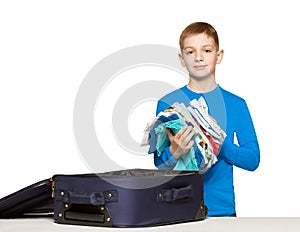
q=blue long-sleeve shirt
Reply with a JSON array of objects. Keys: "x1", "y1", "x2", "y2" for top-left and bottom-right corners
[{"x1": 154, "y1": 85, "x2": 260, "y2": 216}]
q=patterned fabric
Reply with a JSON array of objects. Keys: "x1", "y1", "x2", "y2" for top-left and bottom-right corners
[{"x1": 141, "y1": 97, "x2": 226, "y2": 173}]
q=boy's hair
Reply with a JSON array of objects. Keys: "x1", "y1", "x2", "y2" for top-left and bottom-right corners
[{"x1": 179, "y1": 22, "x2": 219, "y2": 50}]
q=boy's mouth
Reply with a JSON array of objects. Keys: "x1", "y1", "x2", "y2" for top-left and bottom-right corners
[{"x1": 194, "y1": 65, "x2": 207, "y2": 70}]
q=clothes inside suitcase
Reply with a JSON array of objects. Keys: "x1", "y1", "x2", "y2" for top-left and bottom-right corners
[{"x1": 52, "y1": 169, "x2": 207, "y2": 227}]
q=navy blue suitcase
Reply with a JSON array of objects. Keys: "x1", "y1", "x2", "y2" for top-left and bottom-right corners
[{"x1": 52, "y1": 169, "x2": 207, "y2": 227}]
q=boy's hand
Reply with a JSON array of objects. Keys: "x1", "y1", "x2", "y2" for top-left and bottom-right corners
[{"x1": 166, "y1": 126, "x2": 195, "y2": 160}]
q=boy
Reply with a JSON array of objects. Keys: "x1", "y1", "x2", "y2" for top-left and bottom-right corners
[{"x1": 154, "y1": 22, "x2": 260, "y2": 216}]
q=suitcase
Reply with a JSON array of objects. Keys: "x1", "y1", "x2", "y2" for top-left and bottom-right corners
[
  {"x1": 52, "y1": 169, "x2": 207, "y2": 227},
  {"x1": 0, "y1": 178, "x2": 53, "y2": 218}
]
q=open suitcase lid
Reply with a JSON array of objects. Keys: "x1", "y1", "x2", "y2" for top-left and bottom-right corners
[{"x1": 0, "y1": 178, "x2": 54, "y2": 218}]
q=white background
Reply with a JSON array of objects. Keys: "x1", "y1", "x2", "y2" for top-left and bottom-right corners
[{"x1": 1, "y1": 0, "x2": 299, "y2": 216}]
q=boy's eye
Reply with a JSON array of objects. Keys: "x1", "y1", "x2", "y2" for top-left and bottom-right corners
[
  {"x1": 185, "y1": 50, "x2": 194, "y2": 55},
  {"x1": 204, "y1": 49, "x2": 212, "y2": 53}
]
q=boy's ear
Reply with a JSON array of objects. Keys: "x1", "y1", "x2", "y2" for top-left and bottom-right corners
[
  {"x1": 216, "y1": 49, "x2": 224, "y2": 64},
  {"x1": 178, "y1": 52, "x2": 186, "y2": 67}
]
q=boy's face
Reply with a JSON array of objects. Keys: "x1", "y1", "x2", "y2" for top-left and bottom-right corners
[{"x1": 179, "y1": 33, "x2": 223, "y2": 80}]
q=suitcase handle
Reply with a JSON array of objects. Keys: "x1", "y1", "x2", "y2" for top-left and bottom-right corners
[
  {"x1": 60, "y1": 190, "x2": 118, "y2": 205},
  {"x1": 57, "y1": 203, "x2": 113, "y2": 227},
  {"x1": 157, "y1": 185, "x2": 193, "y2": 202}
]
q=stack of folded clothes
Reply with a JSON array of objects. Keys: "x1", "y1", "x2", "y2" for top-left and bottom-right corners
[{"x1": 141, "y1": 97, "x2": 227, "y2": 173}]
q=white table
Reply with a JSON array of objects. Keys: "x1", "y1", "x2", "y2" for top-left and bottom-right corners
[{"x1": 0, "y1": 217, "x2": 299, "y2": 232}]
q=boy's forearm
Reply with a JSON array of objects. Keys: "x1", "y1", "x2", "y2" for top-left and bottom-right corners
[
  {"x1": 154, "y1": 147, "x2": 177, "y2": 170},
  {"x1": 219, "y1": 138, "x2": 260, "y2": 171}
]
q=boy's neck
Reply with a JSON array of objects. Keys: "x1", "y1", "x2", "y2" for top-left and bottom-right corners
[{"x1": 187, "y1": 77, "x2": 217, "y2": 93}]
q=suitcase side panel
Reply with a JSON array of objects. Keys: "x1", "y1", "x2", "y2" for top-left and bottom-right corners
[
  {"x1": 53, "y1": 171, "x2": 205, "y2": 227},
  {"x1": 109, "y1": 173, "x2": 205, "y2": 226}
]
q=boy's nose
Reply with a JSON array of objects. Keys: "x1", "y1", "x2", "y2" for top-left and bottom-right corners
[{"x1": 194, "y1": 52, "x2": 203, "y2": 62}]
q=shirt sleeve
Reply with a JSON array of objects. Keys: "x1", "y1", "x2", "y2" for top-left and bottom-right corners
[
  {"x1": 154, "y1": 147, "x2": 177, "y2": 170},
  {"x1": 156, "y1": 99, "x2": 170, "y2": 116},
  {"x1": 218, "y1": 101, "x2": 260, "y2": 171}
]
